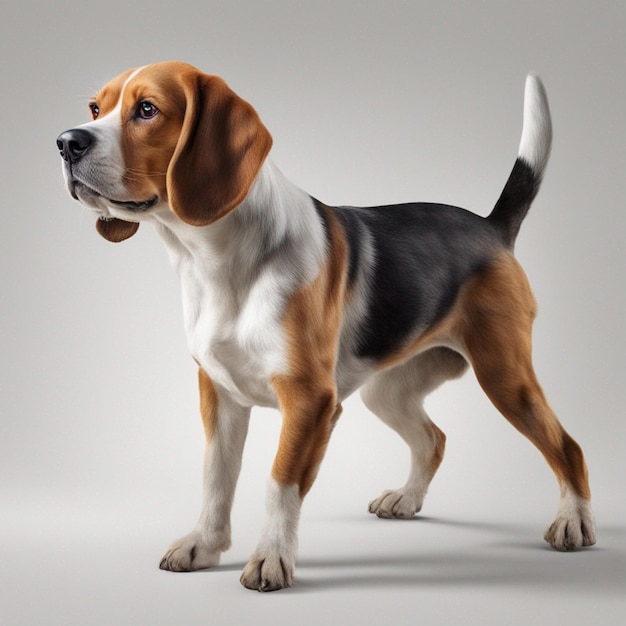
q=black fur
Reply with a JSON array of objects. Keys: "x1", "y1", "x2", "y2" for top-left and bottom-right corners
[
  {"x1": 488, "y1": 158, "x2": 541, "y2": 247},
  {"x1": 314, "y1": 153, "x2": 543, "y2": 362},
  {"x1": 332, "y1": 203, "x2": 503, "y2": 360}
]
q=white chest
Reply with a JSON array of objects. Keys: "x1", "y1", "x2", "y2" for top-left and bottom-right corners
[{"x1": 180, "y1": 264, "x2": 289, "y2": 408}]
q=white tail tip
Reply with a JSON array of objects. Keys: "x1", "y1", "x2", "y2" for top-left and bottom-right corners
[{"x1": 518, "y1": 74, "x2": 552, "y2": 176}]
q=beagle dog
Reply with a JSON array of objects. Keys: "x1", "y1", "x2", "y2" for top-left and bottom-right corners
[{"x1": 57, "y1": 62, "x2": 595, "y2": 591}]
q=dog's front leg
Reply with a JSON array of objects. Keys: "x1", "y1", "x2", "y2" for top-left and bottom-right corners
[
  {"x1": 160, "y1": 368, "x2": 251, "y2": 572},
  {"x1": 240, "y1": 377, "x2": 341, "y2": 591}
]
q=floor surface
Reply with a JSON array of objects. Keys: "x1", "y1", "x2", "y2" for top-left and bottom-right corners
[{"x1": 3, "y1": 502, "x2": 625, "y2": 626}]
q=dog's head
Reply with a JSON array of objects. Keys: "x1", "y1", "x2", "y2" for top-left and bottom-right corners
[{"x1": 57, "y1": 61, "x2": 272, "y2": 241}]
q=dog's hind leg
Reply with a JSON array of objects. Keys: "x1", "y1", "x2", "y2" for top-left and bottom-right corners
[
  {"x1": 458, "y1": 254, "x2": 595, "y2": 551},
  {"x1": 361, "y1": 347, "x2": 468, "y2": 518}
]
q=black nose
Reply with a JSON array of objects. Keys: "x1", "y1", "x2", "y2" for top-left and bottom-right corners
[{"x1": 56, "y1": 128, "x2": 93, "y2": 163}]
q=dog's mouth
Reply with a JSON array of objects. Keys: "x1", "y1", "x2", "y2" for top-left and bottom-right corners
[
  {"x1": 69, "y1": 179, "x2": 158, "y2": 213},
  {"x1": 108, "y1": 196, "x2": 159, "y2": 211},
  {"x1": 66, "y1": 179, "x2": 157, "y2": 242}
]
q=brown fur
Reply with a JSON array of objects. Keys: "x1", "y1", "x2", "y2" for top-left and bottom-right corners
[
  {"x1": 271, "y1": 206, "x2": 349, "y2": 497},
  {"x1": 198, "y1": 367, "x2": 219, "y2": 442},
  {"x1": 89, "y1": 69, "x2": 134, "y2": 118},
  {"x1": 163, "y1": 68, "x2": 272, "y2": 226},
  {"x1": 429, "y1": 421, "x2": 447, "y2": 478},
  {"x1": 120, "y1": 64, "x2": 189, "y2": 206},
  {"x1": 456, "y1": 253, "x2": 591, "y2": 500},
  {"x1": 370, "y1": 251, "x2": 590, "y2": 502},
  {"x1": 92, "y1": 62, "x2": 272, "y2": 241}
]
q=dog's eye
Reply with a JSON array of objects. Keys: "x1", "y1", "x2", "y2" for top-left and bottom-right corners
[
  {"x1": 137, "y1": 101, "x2": 159, "y2": 120},
  {"x1": 89, "y1": 103, "x2": 100, "y2": 120}
]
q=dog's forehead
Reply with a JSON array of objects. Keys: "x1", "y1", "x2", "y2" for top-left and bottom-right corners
[
  {"x1": 94, "y1": 62, "x2": 201, "y2": 117},
  {"x1": 92, "y1": 68, "x2": 137, "y2": 116},
  {"x1": 131, "y1": 61, "x2": 200, "y2": 88}
]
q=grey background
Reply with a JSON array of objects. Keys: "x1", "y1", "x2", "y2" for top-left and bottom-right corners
[{"x1": 1, "y1": 1, "x2": 624, "y2": 624}]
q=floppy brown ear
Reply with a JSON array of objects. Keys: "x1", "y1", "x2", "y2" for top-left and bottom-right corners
[
  {"x1": 96, "y1": 218, "x2": 140, "y2": 242},
  {"x1": 166, "y1": 73, "x2": 273, "y2": 226}
]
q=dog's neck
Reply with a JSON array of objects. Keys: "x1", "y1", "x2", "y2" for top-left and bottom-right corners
[{"x1": 150, "y1": 158, "x2": 327, "y2": 287}]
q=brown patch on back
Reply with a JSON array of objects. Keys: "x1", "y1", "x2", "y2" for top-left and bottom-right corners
[{"x1": 271, "y1": 205, "x2": 349, "y2": 497}]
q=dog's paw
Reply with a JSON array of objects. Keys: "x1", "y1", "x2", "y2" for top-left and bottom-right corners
[
  {"x1": 240, "y1": 552, "x2": 294, "y2": 592},
  {"x1": 159, "y1": 530, "x2": 222, "y2": 572},
  {"x1": 368, "y1": 488, "x2": 423, "y2": 519},
  {"x1": 544, "y1": 505, "x2": 596, "y2": 551}
]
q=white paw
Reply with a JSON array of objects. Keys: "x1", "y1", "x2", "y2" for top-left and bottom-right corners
[
  {"x1": 544, "y1": 504, "x2": 596, "y2": 551},
  {"x1": 240, "y1": 551, "x2": 295, "y2": 592},
  {"x1": 159, "y1": 530, "x2": 223, "y2": 572},
  {"x1": 368, "y1": 488, "x2": 423, "y2": 519}
]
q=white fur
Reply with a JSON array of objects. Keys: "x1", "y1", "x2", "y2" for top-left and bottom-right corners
[
  {"x1": 518, "y1": 74, "x2": 552, "y2": 175},
  {"x1": 160, "y1": 389, "x2": 251, "y2": 572},
  {"x1": 149, "y1": 159, "x2": 327, "y2": 408},
  {"x1": 362, "y1": 348, "x2": 468, "y2": 518},
  {"x1": 544, "y1": 484, "x2": 596, "y2": 551},
  {"x1": 239, "y1": 480, "x2": 301, "y2": 590}
]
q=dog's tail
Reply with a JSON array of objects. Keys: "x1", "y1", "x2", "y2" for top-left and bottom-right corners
[{"x1": 488, "y1": 74, "x2": 552, "y2": 248}]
